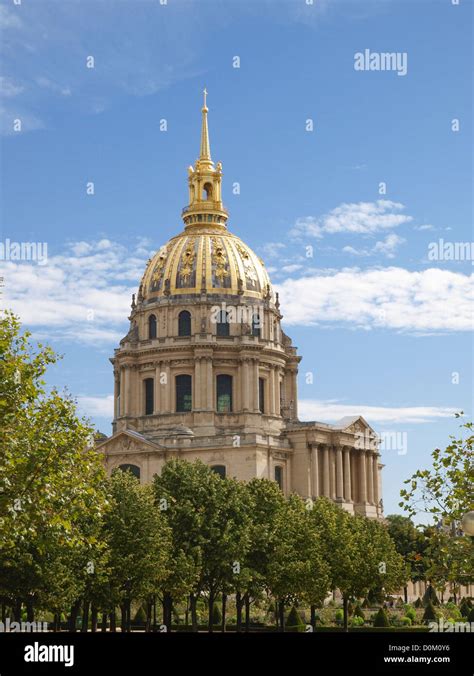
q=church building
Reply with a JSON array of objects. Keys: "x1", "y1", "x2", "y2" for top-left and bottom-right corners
[{"x1": 96, "y1": 93, "x2": 383, "y2": 519}]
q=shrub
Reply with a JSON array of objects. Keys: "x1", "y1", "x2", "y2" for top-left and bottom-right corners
[
  {"x1": 414, "y1": 597, "x2": 423, "y2": 608},
  {"x1": 286, "y1": 606, "x2": 306, "y2": 632},
  {"x1": 401, "y1": 616, "x2": 412, "y2": 626},
  {"x1": 460, "y1": 599, "x2": 470, "y2": 618},
  {"x1": 404, "y1": 606, "x2": 416, "y2": 622},
  {"x1": 335, "y1": 609, "x2": 344, "y2": 625},
  {"x1": 353, "y1": 605, "x2": 365, "y2": 620},
  {"x1": 467, "y1": 608, "x2": 474, "y2": 623},
  {"x1": 422, "y1": 601, "x2": 438, "y2": 622},
  {"x1": 350, "y1": 616, "x2": 364, "y2": 627},
  {"x1": 373, "y1": 608, "x2": 390, "y2": 628},
  {"x1": 361, "y1": 598, "x2": 370, "y2": 609},
  {"x1": 347, "y1": 601, "x2": 354, "y2": 616},
  {"x1": 423, "y1": 586, "x2": 439, "y2": 606},
  {"x1": 133, "y1": 606, "x2": 147, "y2": 625},
  {"x1": 212, "y1": 603, "x2": 222, "y2": 626}
]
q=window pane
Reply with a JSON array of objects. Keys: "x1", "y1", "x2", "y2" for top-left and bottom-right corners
[
  {"x1": 149, "y1": 314, "x2": 157, "y2": 339},
  {"x1": 211, "y1": 465, "x2": 226, "y2": 478},
  {"x1": 176, "y1": 374, "x2": 192, "y2": 412},
  {"x1": 259, "y1": 377, "x2": 265, "y2": 413},
  {"x1": 216, "y1": 374, "x2": 232, "y2": 413},
  {"x1": 118, "y1": 464, "x2": 140, "y2": 480},
  {"x1": 144, "y1": 378, "x2": 154, "y2": 415},
  {"x1": 275, "y1": 465, "x2": 283, "y2": 489},
  {"x1": 178, "y1": 311, "x2": 191, "y2": 336}
]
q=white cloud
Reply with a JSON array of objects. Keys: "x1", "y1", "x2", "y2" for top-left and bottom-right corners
[
  {"x1": 372, "y1": 233, "x2": 406, "y2": 258},
  {"x1": 36, "y1": 76, "x2": 71, "y2": 97},
  {"x1": 276, "y1": 267, "x2": 474, "y2": 332},
  {"x1": 298, "y1": 400, "x2": 460, "y2": 424},
  {"x1": 0, "y1": 238, "x2": 151, "y2": 344},
  {"x1": 415, "y1": 224, "x2": 434, "y2": 231},
  {"x1": 291, "y1": 200, "x2": 412, "y2": 239},
  {"x1": 77, "y1": 394, "x2": 114, "y2": 419},
  {"x1": 0, "y1": 6, "x2": 23, "y2": 29},
  {"x1": 0, "y1": 76, "x2": 24, "y2": 98}
]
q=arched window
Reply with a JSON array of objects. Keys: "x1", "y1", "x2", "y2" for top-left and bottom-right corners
[
  {"x1": 216, "y1": 374, "x2": 232, "y2": 413},
  {"x1": 118, "y1": 464, "x2": 140, "y2": 480},
  {"x1": 178, "y1": 310, "x2": 191, "y2": 336},
  {"x1": 259, "y1": 377, "x2": 265, "y2": 414},
  {"x1": 274, "y1": 465, "x2": 283, "y2": 490},
  {"x1": 203, "y1": 182, "x2": 213, "y2": 200},
  {"x1": 176, "y1": 374, "x2": 192, "y2": 412},
  {"x1": 211, "y1": 465, "x2": 226, "y2": 479},
  {"x1": 216, "y1": 309, "x2": 230, "y2": 337},
  {"x1": 144, "y1": 378, "x2": 154, "y2": 415},
  {"x1": 251, "y1": 312, "x2": 261, "y2": 338},
  {"x1": 148, "y1": 314, "x2": 157, "y2": 339}
]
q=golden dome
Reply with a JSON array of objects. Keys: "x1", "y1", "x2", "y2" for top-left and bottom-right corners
[
  {"x1": 139, "y1": 91, "x2": 274, "y2": 304},
  {"x1": 141, "y1": 225, "x2": 273, "y2": 302}
]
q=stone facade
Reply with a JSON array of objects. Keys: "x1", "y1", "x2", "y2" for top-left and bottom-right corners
[{"x1": 96, "y1": 95, "x2": 383, "y2": 519}]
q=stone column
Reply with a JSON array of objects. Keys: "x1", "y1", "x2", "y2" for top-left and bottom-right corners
[
  {"x1": 335, "y1": 446, "x2": 343, "y2": 499},
  {"x1": 269, "y1": 366, "x2": 276, "y2": 415},
  {"x1": 252, "y1": 359, "x2": 260, "y2": 412},
  {"x1": 155, "y1": 362, "x2": 161, "y2": 413},
  {"x1": 122, "y1": 366, "x2": 130, "y2": 416},
  {"x1": 194, "y1": 357, "x2": 201, "y2": 409},
  {"x1": 285, "y1": 458, "x2": 291, "y2": 495},
  {"x1": 343, "y1": 447, "x2": 352, "y2": 501},
  {"x1": 206, "y1": 357, "x2": 213, "y2": 410},
  {"x1": 164, "y1": 361, "x2": 171, "y2": 413},
  {"x1": 367, "y1": 452, "x2": 374, "y2": 504},
  {"x1": 114, "y1": 373, "x2": 120, "y2": 418},
  {"x1": 330, "y1": 447, "x2": 336, "y2": 499},
  {"x1": 311, "y1": 445, "x2": 319, "y2": 498},
  {"x1": 359, "y1": 451, "x2": 367, "y2": 503},
  {"x1": 373, "y1": 454, "x2": 379, "y2": 507},
  {"x1": 242, "y1": 359, "x2": 250, "y2": 411},
  {"x1": 322, "y1": 445, "x2": 330, "y2": 497}
]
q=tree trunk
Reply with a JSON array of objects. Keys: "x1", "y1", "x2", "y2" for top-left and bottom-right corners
[
  {"x1": 126, "y1": 598, "x2": 132, "y2": 632},
  {"x1": 90, "y1": 604, "x2": 98, "y2": 633},
  {"x1": 208, "y1": 590, "x2": 215, "y2": 633},
  {"x1": 81, "y1": 600, "x2": 90, "y2": 632},
  {"x1": 101, "y1": 613, "x2": 107, "y2": 632},
  {"x1": 25, "y1": 598, "x2": 34, "y2": 622},
  {"x1": 68, "y1": 600, "x2": 81, "y2": 632},
  {"x1": 310, "y1": 605, "x2": 316, "y2": 630},
  {"x1": 244, "y1": 593, "x2": 250, "y2": 632},
  {"x1": 13, "y1": 598, "x2": 22, "y2": 622},
  {"x1": 185, "y1": 597, "x2": 189, "y2": 630},
  {"x1": 153, "y1": 596, "x2": 157, "y2": 632},
  {"x1": 278, "y1": 600, "x2": 285, "y2": 632},
  {"x1": 190, "y1": 594, "x2": 198, "y2": 632},
  {"x1": 145, "y1": 599, "x2": 152, "y2": 632},
  {"x1": 236, "y1": 592, "x2": 243, "y2": 633},
  {"x1": 1, "y1": 603, "x2": 6, "y2": 623},
  {"x1": 110, "y1": 609, "x2": 116, "y2": 632},
  {"x1": 404, "y1": 586, "x2": 408, "y2": 605},
  {"x1": 221, "y1": 593, "x2": 227, "y2": 633},
  {"x1": 120, "y1": 603, "x2": 126, "y2": 633},
  {"x1": 343, "y1": 595, "x2": 349, "y2": 633},
  {"x1": 163, "y1": 592, "x2": 172, "y2": 632}
]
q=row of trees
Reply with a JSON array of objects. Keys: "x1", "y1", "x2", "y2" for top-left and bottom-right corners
[{"x1": 1, "y1": 313, "x2": 472, "y2": 632}]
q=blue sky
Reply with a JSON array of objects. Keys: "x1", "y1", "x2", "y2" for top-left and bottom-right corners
[{"x1": 1, "y1": 0, "x2": 472, "y2": 520}]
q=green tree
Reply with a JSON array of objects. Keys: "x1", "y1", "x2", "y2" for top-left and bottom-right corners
[{"x1": 104, "y1": 469, "x2": 171, "y2": 632}]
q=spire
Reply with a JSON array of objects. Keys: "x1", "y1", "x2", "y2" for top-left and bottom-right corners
[
  {"x1": 182, "y1": 90, "x2": 228, "y2": 228},
  {"x1": 199, "y1": 88, "x2": 212, "y2": 163}
]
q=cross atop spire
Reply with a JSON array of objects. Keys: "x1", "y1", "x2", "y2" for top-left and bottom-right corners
[{"x1": 199, "y1": 87, "x2": 211, "y2": 162}]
